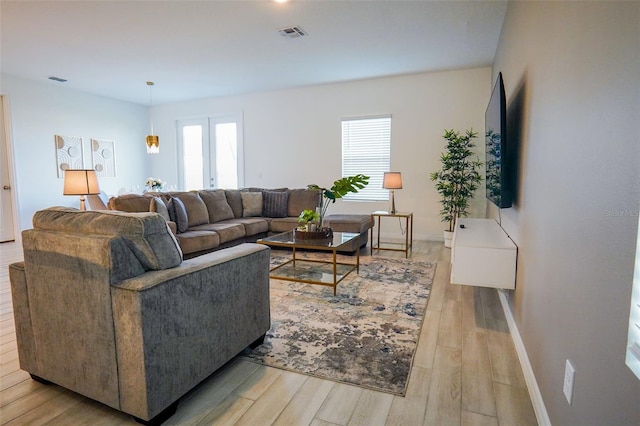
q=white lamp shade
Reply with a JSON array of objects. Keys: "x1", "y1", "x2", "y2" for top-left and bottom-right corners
[
  {"x1": 63, "y1": 170, "x2": 100, "y2": 195},
  {"x1": 383, "y1": 172, "x2": 403, "y2": 189}
]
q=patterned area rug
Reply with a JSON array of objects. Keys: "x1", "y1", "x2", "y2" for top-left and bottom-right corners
[{"x1": 242, "y1": 253, "x2": 436, "y2": 396}]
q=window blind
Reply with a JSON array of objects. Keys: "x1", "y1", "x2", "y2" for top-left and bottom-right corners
[
  {"x1": 342, "y1": 115, "x2": 391, "y2": 201},
  {"x1": 626, "y1": 212, "x2": 640, "y2": 380}
]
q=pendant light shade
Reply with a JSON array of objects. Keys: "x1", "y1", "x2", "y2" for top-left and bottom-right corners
[{"x1": 146, "y1": 81, "x2": 159, "y2": 154}]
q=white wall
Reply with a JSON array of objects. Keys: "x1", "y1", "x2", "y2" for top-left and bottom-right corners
[
  {"x1": 1, "y1": 74, "x2": 150, "y2": 230},
  {"x1": 151, "y1": 68, "x2": 492, "y2": 240},
  {"x1": 493, "y1": 1, "x2": 640, "y2": 424}
]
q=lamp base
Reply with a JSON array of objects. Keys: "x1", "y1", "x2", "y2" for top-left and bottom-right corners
[
  {"x1": 79, "y1": 195, "x2": 86, "y2": 211},
  {"x1": 389, "y1": 190, "x2": 397, "y2": 214}
]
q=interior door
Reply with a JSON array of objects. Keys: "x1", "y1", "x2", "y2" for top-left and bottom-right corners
[{"x1": 0, "y1": 96, "x2": 15, "y2": 242}]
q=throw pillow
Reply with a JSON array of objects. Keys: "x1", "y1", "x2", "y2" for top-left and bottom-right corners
[
  {"x1": 241, "y1": 192, "x2": 263, "y2": 217},
  {"x1": 167, "y1": 197, "x2": 189, "y2": 233},
  {"x1": 174, "y1": 192, "x2": 209, "y2": 227},
  {"x1": 262, "y1": 190, "x2": 289, "y2": 218},
  {"x1": 199, "y1": 190, "x2": 235, "y2": 223},
  {"x1": 149, "y1": 197, "x2": 171, "y2": 221}
]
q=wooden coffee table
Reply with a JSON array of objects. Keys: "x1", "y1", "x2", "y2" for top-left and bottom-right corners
[{"x1": 257, "y1": 231, "x2": 360, "y2": 295}]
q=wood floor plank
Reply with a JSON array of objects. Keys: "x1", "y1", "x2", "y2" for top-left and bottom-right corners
[
  {"x1": 0, "y1": 369, "x2": 29, "y2": 392},
  {"x1": 2, "y1": 385, "x2": 83, "y2": 426},
  {"x1": 234, "y1": 371, "x2": 307, "y2": 425},
  {"x1": 194, "y1": 393, "x2": 254, "y2": 426},
  {"x1": 1, "y1": 376, "x2": 43, "y2": 407},
  {"x1": 233, "y1": 364, "x2": 282, "y2": 401},
  {"x1": 347, "y1": 389, "x2": 394, "y2": 426},
  {"x1": 494, "y1": 382, "x2": 537, "y2": 426},
  {"x1": 485, "y1": 330, "x2": 527, "y2": 388},
  {"x1": 423, "y1": 346, "x2": 461, "y2": 426},
  {"x1": 462, "y1": 410, "x2": 499, "y2": 426},
  {"x1": 425, "y1": 260, "x2": 447, "y2": 313},
  {"x1": 413, "y1": 310, "x2": 440, "y2": 370},
  {"x1": 436, "y1": 299, "x2": 462, "y2": 349},
  {"x1": 315, "y1": 383, "x2": 364, "y2": 425},
  {"x1": 273, "y1": 376, "x2": 334, "y2": 426},
  {"x1": 462, "y1": 285, "x2": 486, "y2": 332},
  {"x1": 461, "y1": 331, "x2": 496, "y2": 417},
  {"x1": 385, "y1": 365, "x2": 431, "y2": 426},
  {"x1": 167, "y1": 359, "x2": 260, "y2": 425},
  {"x1": 43, "y1": 397, "x2": 136, "y2": 425}
]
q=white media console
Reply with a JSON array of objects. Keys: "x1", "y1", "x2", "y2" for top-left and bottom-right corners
[{"x1": 450, "y1": 218, "x2": 517, "y2": 289}]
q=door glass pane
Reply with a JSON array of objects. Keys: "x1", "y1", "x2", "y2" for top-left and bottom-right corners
[
  {"x1": 215, "y1": 122, "x2": 238, "y2": 189},
  {"x1": 183, "y1": 125, "x2": 203, "y2": 190}
]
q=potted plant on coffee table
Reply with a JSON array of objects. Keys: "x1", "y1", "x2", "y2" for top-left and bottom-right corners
[
  {"x1": 430, "y1": 129, "x2": 483, "y2": 248},
  {"x1": 308, "y1": 174, "x2": 369, "y2": 228},
  {"x1": 298, "y1": 209, "x2": 320, "y2": 231}
]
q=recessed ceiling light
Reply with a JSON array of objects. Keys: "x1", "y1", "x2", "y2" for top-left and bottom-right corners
[{"x1": 48, "y1": 76, "x2": 67, "y2": 83}]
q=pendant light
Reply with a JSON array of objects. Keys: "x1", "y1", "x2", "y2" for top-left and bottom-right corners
[{"x1": 146, "y1": 81, "x2": 159, "y2": 154}]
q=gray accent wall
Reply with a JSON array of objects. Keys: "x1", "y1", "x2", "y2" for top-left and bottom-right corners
[{"x1": 493, "y1": 1, "x2": 640, "y2": 424}]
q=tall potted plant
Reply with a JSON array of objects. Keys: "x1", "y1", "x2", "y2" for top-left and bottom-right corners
[
  {"x1": 430, "y1": 129, "x2": 483, "y2": 247},
  {"x1": 308, "y1": 174, "x2": 369, "y2": 227}
]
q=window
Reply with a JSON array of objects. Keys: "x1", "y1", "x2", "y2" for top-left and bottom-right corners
[{"x1": 341, "y1": 115, "x2": 391, "y2": 201}]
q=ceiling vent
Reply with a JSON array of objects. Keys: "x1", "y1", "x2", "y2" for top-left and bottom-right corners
[{"x1": 278, "y1": 26, "x2": 307, "y2": 39}]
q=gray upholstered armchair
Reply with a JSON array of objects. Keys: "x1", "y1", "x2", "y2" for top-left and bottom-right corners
[{"x1": 9, "y1": 207, "x2": 271, "y2": 424}]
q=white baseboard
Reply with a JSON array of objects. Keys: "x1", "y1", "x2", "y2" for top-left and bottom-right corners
[{"x1": 497, "y1": 289, "x2": 552, "y2": 426}]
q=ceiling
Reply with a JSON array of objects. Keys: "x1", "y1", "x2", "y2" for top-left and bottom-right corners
[{"x1": 0, "y1": 0, "x2": 507, "y2": 106}]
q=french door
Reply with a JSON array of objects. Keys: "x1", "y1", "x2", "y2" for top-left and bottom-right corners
[{"x1": 177, "y1": 114, "x2": 244, "y2": 190}]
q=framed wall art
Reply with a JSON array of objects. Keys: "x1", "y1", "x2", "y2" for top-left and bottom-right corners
[
  {"x1": 91, "y1": 138, "x2": 116, "y2": 178},
  {"x1": 55, "y1": 135, "x2": 84, "y2": 178}
]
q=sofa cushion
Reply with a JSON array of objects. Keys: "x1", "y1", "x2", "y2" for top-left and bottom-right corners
[
  {"x1": 167, "y1": 197, "x2": 189, "y2": 233},
  {"x1": 269, "y1": 217, "x2": 300, "y2": 233},
  {"x1": 323, "y1": 214, "x2": 374, "y2": 233},
  {"x1": 199, "y1": 190, "x2": 235, "y2": 223},
  {"x1": 224, "y1": 218, "x2": 269, "y2": 236},
  {"x1": 31, "y1": 207, "x2": 182, "y2": 270},
  {"x1": 288, "y1": 189, "x2": 320, "y2": 217},
  {"x1": 108, "y1": 194, "x2": 151, "y2": 212},
  {"x1": 149, "y1": 197, "x2": 171, "y2": 221},
  {"x1": 190, "y1": 223, "x2": 245, "y2": 244},
  {"x1": 262, "y1": 190, "x2": 289, "y2": 218},
  {"x1": 241, "y1": 192, "x2": 262, "y2": 217},
  {"x1": 174, "y1": 192, "x2": 209, "y2": 227},
  {"x1": 224, "y1": 190, "x2": 243, "y2": 218},
  {"x1": 174, "y1": 230, "x2": 220, "y2": 255}
]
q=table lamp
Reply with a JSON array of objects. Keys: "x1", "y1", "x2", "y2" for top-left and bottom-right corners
[
  {"x1": 63, "y1": 169, "x2": 100, "y2": 211},
  {"x1": 383, "y1": 171, "x2": 403, "y2": 214}
]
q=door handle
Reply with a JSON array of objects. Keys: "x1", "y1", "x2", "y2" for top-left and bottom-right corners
[{"x1": 2, "y1": 185, "x2": 9, "y2": 190}]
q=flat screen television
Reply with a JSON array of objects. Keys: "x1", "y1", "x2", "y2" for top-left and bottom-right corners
[{"x1": 485, "y1": 72, "x2": 512, "y2": 208}]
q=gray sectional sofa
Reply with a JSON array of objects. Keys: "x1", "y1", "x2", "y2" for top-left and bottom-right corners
[
  {"x1": 9, "y1": 207, "x2": 271, "y2": 424},
  {"x1": 108, "y1": 188, "x2": 373, "y2": 258}
]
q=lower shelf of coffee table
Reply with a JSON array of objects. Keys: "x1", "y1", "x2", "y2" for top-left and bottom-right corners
[{"x1": 269, "y1": 259, "x2": 358, "y2": 294}]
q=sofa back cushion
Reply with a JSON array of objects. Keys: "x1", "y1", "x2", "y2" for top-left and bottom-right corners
[
  {"x1": 108, "y1": 194, "x2": 152, "y2": 212},
  {"x1": 199, "y1": 190, "x2": 235, "y2": 223},
  {"x1": 288, "y1": 189, "x2": 321, "y2": 217},
  {"x1": 173, "y1": 192, "x2": 209, "y2": 227},
  {"x1": 149, "y1": 197, "x2": 171, "y2": 221},
  {"x1": 224, "y1": 190, "x2": 243, "y2": 218},
  {"x1": 32, "y1": 207, "x2": 182, "y2": 271}
]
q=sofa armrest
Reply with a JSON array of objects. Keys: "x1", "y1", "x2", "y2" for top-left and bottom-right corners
[{"x1": 110, "y1": 243, "x2": 271, "y2": 420}]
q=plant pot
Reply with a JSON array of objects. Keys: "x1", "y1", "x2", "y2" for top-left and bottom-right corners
[{"x1": 443, "y1": 230, "x2": 454, "y2": 248}]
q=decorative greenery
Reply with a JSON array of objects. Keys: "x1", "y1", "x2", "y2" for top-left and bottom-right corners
[
  {"x1": 308, "y1": 174, "x2": 369, "y2": 226},
  {"x1": 485, "y1": 129, "x2": 502, "y2": 204},
  {"x1": 145, "y1": 177, "x2": 165, "y2": 191},
  {"x1": 298, "y1": 209, "x2": 320, "y2": 224},
  {"x1": 430, "y1": 129, "x2": 483, "y2": 232}
]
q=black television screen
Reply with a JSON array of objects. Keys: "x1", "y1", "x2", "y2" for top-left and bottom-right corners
[{"x1": 485, "y1": 72, "x2": 511, "y2": 208}]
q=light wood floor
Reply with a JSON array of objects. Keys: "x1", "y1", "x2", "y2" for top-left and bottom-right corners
[{"x1": 0, "y1": 239, "x2": 537, "y2": 425}]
